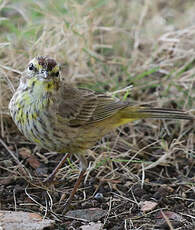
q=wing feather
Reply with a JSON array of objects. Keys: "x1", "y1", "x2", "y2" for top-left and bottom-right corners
[{"x1": 56, "y1": 85, "x2": 128, "y2": 126}]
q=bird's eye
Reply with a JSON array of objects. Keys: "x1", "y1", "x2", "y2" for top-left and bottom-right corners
[{"x1": 28, "y1": 63, "x2": 34, "y2": 71}]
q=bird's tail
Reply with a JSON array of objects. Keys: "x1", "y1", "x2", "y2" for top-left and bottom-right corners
[{"x1": 118, "y1": 106, "x2": 193, "y2": 125}]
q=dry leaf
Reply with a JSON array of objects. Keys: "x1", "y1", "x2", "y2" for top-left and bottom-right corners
[
  {"x1": 156, "y1": 211, "x2": 184, "y2": 222},
  {"x1": 140, "y1": 201, "x2": 158, "y2": 212},
  {"x1": 19, "y1": 147, "x2": 41, "y2": 169}
]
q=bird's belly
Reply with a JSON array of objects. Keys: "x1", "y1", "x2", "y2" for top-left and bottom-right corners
[
  {"x1": 11, "y1": 101, "x2": 74, "y2": 152},
  {"x1": 69, "y1": 123, "x2": 112, "y2": 151},
  {"x1": 27, "y1": 118, "x2": 76, "y2": 152}
]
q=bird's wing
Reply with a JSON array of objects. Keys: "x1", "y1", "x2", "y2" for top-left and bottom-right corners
[{"x1": 57, "y1": 85, "x2": 128, "y2": 126}]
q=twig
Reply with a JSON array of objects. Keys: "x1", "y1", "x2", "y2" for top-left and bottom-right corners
[{"x1": 0, "y1": 138, "x2": 28, "y2": 177}]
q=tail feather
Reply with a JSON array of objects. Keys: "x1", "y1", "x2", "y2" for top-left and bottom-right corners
[{"x1": 122, "y1": 107, "x2": 193, "y2": 121}]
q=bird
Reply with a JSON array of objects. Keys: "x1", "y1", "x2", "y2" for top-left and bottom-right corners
[{"x1": 9, "y1": 56, "x2": 193, "y2": 212}]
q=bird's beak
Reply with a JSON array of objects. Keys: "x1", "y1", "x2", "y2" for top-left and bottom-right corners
[
  {"x1": 42, "y1": 70, "x2": 49, "y2": 79},
  {"x1": 39, "y1": 70, "x2": 49, "y2": 79}
]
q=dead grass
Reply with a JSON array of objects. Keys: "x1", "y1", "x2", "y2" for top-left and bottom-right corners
[{"x1": 0, "y1": 0, "x2": 194, "y2": 229}]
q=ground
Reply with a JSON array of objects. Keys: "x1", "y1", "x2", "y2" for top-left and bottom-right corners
[{"x1": 0, "y1": 1, "x2": 194, "y2": 229}]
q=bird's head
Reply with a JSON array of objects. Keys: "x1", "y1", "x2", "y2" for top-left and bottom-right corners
[
  {"x1": 25, "y1": 56, "x2": 60, "y2": 81},
  {"x1": 18, "y1": 56, "x2": 61, "y2": 94}
]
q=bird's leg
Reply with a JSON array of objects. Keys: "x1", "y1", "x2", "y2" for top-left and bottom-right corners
[
  {"x1": 63, "y1": 154, "x2": 88, "y2": 214},
  {"x1": 44, "y1": 153, "x2": 71, "y2": 184}
]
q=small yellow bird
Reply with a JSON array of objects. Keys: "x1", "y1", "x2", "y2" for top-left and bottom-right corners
[{"x1": 9, "y1": 56, "x2": 193, "y2": 212}]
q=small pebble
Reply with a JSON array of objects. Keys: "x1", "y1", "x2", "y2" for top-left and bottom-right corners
[{"x1": 94, "y1": 193, "x2": 104, "y2": 202}]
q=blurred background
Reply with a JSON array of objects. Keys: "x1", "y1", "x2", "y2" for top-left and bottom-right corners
[{"x1": 0, "y1": 0, "x2": 194, "y2": 229}]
